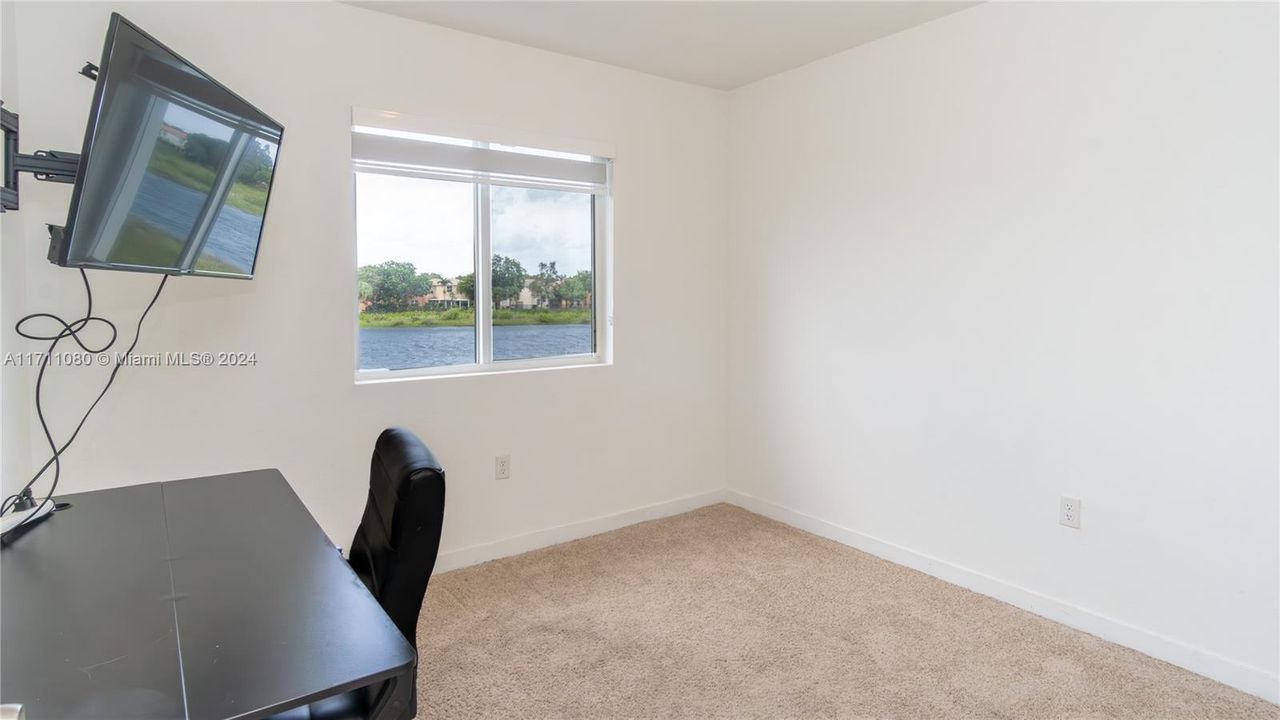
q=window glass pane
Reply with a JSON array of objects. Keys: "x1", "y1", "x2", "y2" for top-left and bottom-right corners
[
  {"x1": 489, "y1": 185, "x2": 593, "y2": 361},
  {"x1": 356, "y1": 172, "x2": 476, "y2": 371}
]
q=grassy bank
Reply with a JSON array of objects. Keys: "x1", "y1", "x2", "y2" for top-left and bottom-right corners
[
  {"x1": 107, "y1": 216, "x2": 243, "y2": 275},
  {"x1": 149, "y1": 143, "x2": 269, "y2": 216},
  {"x1": 360, "y1": 308, "x2": 591, "y2": 328}
]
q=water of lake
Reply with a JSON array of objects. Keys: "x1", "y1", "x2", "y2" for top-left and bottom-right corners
[
  {"x1": 132, "y1": 173, "x2": 262, "y2": 272},
  {"x1": 359, "y1": 324, "x2": 593, "y2": 371}
]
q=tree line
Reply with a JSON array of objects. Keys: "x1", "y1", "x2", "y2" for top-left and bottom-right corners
[
  {"x1": 358, "y1": 256, "x2": 591, "y2": 313},
  {"x1": 180, "y1": 132, "x2": 274, "y2": 187}
]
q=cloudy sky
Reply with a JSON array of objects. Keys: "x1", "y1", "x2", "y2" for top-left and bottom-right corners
[{"x1": 355, "y1": 173, "x2": 592, "y2": 279}]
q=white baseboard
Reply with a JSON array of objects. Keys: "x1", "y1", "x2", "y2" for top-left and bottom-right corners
[
  {"x1": 726, "y1": 489, "x2": 1279, "y2": 704},
  {"x1": 434, "y1": 488, "x2": 727, "y2": 574}
]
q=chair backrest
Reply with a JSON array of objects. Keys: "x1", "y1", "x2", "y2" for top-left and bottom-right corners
[{"x1": 348, "y1": 427, "x2": 446, "y2": 647}]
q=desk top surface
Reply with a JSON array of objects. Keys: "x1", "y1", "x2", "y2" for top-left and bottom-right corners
[{"x1": 1, "y1": 470, "x2": 415, "y2": 720}]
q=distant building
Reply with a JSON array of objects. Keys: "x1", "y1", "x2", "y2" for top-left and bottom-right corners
[
  {"x1": 497, "y1": 280, "x2": 545, "y2": 310},
  {"x1": 518, "y1": 280, "x2": 542, "y2": 309},
  {"x1": 499, "y1": 277, "x2": 592, "y2": 310},
  {"x1": 158, "y1": 123, "x2": 188, "y2": 148},
  {"x1": 413, "y1": 278, "x2": 470, "y2": 309}
]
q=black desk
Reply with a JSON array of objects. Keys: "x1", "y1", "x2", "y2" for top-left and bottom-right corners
[{"x1": 1, "y1": 470, "x2": 415, "y2": 720}]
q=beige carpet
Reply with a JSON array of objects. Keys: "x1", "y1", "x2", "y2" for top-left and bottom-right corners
[{"x1": 417, "y1": 504, "x2": 1276, "y2": 719}]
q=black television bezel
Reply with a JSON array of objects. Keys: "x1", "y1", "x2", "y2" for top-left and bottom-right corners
[{"x1": 58, "y1": 12, "x2": 284, "y2": 280}]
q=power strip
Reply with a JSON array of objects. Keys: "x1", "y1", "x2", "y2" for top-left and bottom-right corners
[{"x1": 0, "y1": 501, "x2": 54, "y2": 535}]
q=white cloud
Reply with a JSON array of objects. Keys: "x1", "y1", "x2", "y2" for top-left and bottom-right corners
[
  {"x1": 492, "y1": 186, "x2": 592, "y2": 276},
  {"x1": 356, "y1": 173, "x2": 474, "y2": 277},
  {"x1": 356, "y1": 173, "x2": 592, "y2": 279}
]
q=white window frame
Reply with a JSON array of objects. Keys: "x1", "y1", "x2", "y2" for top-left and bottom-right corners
[{"x1": 351, "y1": 110, "x2": 613, "y2": 383}]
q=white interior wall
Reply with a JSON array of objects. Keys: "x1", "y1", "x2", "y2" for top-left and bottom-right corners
[
  {"x1": 1, "y1": 0, "x2": 31, "y2": 492},
  {"x1": 0, "y1": 1, "x2": 731, "y2": 565},
  {"x1": 3, "y1": 0, "x2": 1276, "y2": 705},
  {"x1": 726, "y1": 1, "x2": 1279, "y2": 701}
]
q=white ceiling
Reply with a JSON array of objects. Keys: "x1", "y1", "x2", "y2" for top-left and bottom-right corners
[{"x1": 349, "y1": 2, "x2": 978, "y2": 90}]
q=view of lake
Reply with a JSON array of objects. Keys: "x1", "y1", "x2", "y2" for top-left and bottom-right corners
[
  {"x1": 360, "y1": 324, "x2": 592, "y2": 371},
  {"x1": 132, "y1": 172, "x2": 262, "y2": 272}
]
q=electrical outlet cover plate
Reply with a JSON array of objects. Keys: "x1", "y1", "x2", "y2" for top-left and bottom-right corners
[
  {"x1": 496, "y1": 455, "x2": 511, "y2": 480},
  {"x1": 1060, "y1": 496, "x2": 1081, "y2": 529}
]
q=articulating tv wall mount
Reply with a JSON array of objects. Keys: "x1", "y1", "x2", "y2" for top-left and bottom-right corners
[{"x1": 1, "y1": 62, "x2": 98, "y2": 213}]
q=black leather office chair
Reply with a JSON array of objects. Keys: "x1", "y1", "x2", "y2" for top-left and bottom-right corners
[
  {"x1": 349, "y1": 427, "x2": 446, "y2": 649},
  {"x1": 272, "y1": 427, "x2": 446, "y2": 720}
]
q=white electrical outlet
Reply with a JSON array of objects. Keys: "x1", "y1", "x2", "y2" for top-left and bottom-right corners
[
  {"x1": 495, "y1": 455, "x2": 511, "y2": 480},
  {"x1": 1059, "y1": 496, "x2": 1081, "y2": 529}
]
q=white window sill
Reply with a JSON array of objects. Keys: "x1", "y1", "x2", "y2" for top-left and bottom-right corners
[{"x1": 355, "y1": 353, "x2": 609, "y2": 384}]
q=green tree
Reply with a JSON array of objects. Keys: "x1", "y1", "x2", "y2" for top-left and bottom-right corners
[
  {"x1": 233, "y1": 140, "x2": 275, "y2": 187},
  {"x1": 491, "y1": 255, "x2": 526, "y2": 308},
  {"x1": 181, "y1": 134, "x2": 273, "y2": 186},
  {"x1": 357, "y1": 264, "x2": 380, "y2": 306},
  {"x1": 182, "y1": 133, "x2": 229, "y2": 169},
  {"x1": 561, "y1": 270, "x2": 592, "y2": 307},
  {"x1": 456, "y1": 273, "x2": 475, "y2": 302},
  {"x1": 358, "y1": 261, "x2": 430, "y2": 311},
  {"x1": 529, "y1": 261, "x2": 565, "y2": 308}
]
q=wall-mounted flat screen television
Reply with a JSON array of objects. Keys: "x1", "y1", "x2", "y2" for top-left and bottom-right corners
[{"x1": 53, "y1": 13, "x2": 283, "y2": 279}]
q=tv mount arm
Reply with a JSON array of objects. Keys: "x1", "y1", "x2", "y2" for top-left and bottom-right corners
[{"x1": 1, "y1": 61, "x2": 98, "y2": 212}]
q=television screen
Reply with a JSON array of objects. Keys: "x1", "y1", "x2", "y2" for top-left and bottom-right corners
[{"x1": 57, "y1": 13, "x2": 282, "y2": 279}]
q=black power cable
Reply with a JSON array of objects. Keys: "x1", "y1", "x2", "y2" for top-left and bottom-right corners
[{"x1": 1, "y1": 270, "x2": 168, "y2": 524}]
